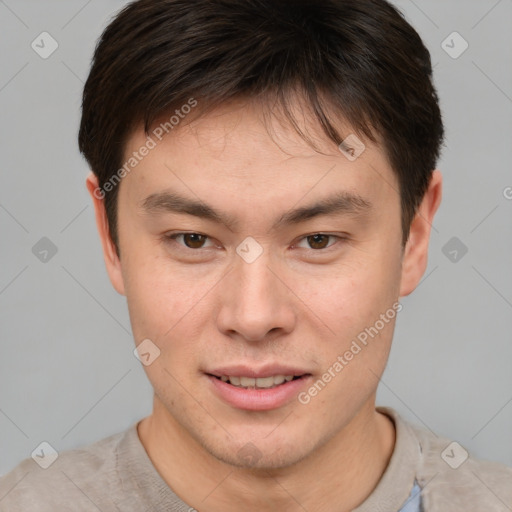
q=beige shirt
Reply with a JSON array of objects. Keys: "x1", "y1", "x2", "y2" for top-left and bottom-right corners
[{"x1": 1, "y1": 407, "x2": 511, "y2": 511}]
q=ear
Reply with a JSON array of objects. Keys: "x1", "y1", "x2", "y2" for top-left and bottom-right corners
[
  {"x1": 85, "y1": 172, "x2": 126, "y2": 295},
  {"x1": 399, "y1": 170, "x2": 442, "y2": 297}
]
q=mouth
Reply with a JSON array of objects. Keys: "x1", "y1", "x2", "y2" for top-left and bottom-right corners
[
  {"x1": 209, "y1": 374, "x2": 305, "y2": 389},
  {"x1": 205, "y1": 369, "x2": 312, "y2": 411}
]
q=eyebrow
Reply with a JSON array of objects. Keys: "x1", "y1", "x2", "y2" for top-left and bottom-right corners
[{"x1": 140, "y1": 190, "x2": 372, "y2": 231}]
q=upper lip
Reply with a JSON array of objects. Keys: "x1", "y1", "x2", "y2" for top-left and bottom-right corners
[{"x1": 206, "y1": 365, "x2": 311, "y2": 379}]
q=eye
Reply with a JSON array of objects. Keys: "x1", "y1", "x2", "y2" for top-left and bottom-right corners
[
  {"x1": 167, "y1": 232, "x2": 215, "y2": 249},
  {"x1": 295, "y1": 234, "x2": 341, "y2": 250}
]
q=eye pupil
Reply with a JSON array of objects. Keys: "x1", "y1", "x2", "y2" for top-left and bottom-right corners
[
  {"x1": 184, "y1": 233, "x2": 206, "y2": 248},
  {"x1": 307, "y1": 234, "x2": 329, "y2": 249}
]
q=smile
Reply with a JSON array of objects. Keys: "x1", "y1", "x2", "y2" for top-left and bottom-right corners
[
  {"x1": 215, "y1": 375, "x2": 299, "y2": 389},
  {"x1": 207, "y1": 371, "x2": 312, "y2": 411}
]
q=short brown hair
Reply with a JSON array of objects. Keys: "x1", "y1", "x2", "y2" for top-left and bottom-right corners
[{"x1": 78, "y1": 0, "x2": 444, "y2": 251}]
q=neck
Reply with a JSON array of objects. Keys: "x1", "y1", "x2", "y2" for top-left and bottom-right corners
[{"x1": 137, "y1": 397, "x2": 395, "y2": 512}]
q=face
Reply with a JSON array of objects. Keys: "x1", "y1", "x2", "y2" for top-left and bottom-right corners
[{"x1": 89, "y1": 100, "x2": 436, "y2": 470}]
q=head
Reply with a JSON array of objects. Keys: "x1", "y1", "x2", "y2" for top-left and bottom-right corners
[{"x1": 79, "y1": 0, "x2": 443, "y2": 469}]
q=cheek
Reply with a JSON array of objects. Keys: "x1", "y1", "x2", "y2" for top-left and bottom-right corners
[
  {"x1": 291, "y1": 245, "x2": 402, "y2": 395},
  {"x1": 298, "y1": 272, "x2": 399, "y2": 417},
  {"x1": 122, "y1": 248, "x2": 223, "y2": 352},
  {"x1": 297, "y1": 249, "x2": 401, "y2": 334},
  {"x1": 123, "y1": 256, "x2": 169, "y2": 341}
]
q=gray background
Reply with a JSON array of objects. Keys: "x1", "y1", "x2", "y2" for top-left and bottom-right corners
[{"x1": 1, "y1": 0, "x2": 511, "y2": 477}]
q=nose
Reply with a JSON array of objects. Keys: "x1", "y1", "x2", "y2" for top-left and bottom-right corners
[{"x1": 216, "y1": 252, "x2": 297, "y2": 343}]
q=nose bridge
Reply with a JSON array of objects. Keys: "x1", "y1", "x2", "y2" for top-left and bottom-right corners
[
  {"x1": 216, "y1": 249, "x2": 295, "y2": 341},
  {"x1": 237, "y1": 254, "x2": 274, "y2": 305}
]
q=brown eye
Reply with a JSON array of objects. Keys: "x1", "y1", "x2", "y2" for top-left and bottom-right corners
[
  {"x1": 182, "y1": 233, "x2": 208, "y2": 248},
  {"x1": 306, "y1": 234, "x2": 331, "y2": 249},
  {"x1": 167, "y1": 232, "x2": 213, "y2": 249}
]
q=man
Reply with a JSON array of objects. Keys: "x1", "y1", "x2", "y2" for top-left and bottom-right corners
[{"x1": 1, "y1": 0, "x2": 511, "y2": 510}]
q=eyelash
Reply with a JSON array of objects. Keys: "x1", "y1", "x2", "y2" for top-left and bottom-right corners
[
  {"x1": 164, "y1": 232, "x2": 346, "y2": 252},
  {"x1": 166, "y1": 232, "x2": 217, "y2": 250}
]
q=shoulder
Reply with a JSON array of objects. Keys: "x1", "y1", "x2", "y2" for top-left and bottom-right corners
[
  {"x1": 386, "y1": 408, "x2": 512, "y2": 511},
  {"x1": 0, "y1": 426, "x2": 132, "y2": 512}
]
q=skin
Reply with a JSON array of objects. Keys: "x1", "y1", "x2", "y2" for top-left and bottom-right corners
[{"x1": 86, "y1": 99, "x2": 442, "y2": 512}]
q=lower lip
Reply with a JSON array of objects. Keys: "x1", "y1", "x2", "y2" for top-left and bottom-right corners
[{"x1": 206, "y1": 375, "x2": 311, "y2": 411}]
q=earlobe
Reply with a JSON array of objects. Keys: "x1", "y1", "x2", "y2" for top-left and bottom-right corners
[
  {"x1": 85, "y1": 172, "x2": 126, "y2": 296},
  {"x1": 399, "y1": 170, "x2": 443, "y2": 297}
]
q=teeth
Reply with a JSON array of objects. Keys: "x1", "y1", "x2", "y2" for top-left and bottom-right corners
[
  {"x1": 240, "y1": 376, "x2": 256, "y2": 387},
  {"x1": 219, "y1": 375, "x2": 298, "y2": 388},
  {"x1": 272, "y1": 376, "x2": 285, "y2": 385}
]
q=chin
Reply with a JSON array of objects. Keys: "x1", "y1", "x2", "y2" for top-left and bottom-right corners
[{"x1": 201, "y1": 430, "x2": 314, "y2": 471}]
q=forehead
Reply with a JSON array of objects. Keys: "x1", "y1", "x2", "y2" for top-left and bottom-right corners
[{"x1": 120, "y1": 100, "x2": 399, "y2": 215}]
